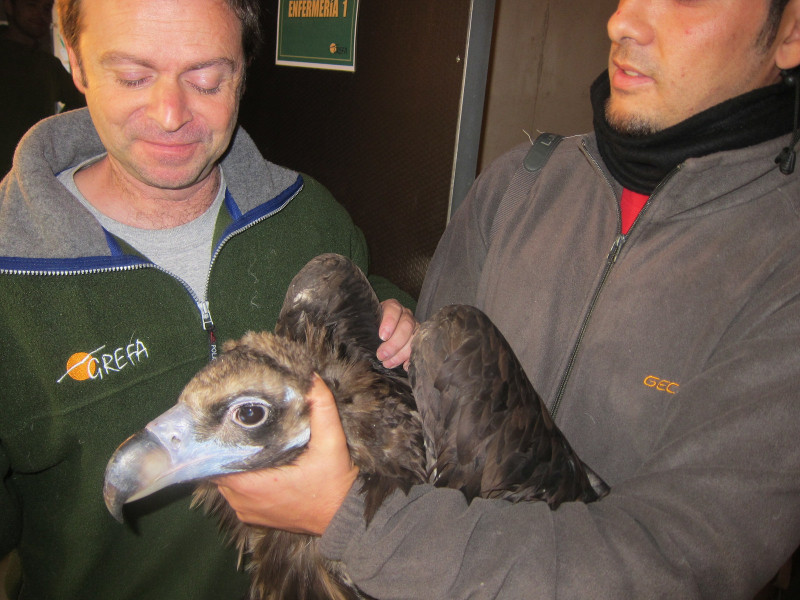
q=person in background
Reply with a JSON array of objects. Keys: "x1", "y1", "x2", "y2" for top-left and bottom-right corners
[
  {"x1": 0, "y1": 0, "x2": 415, "y2": 597},
  {"x1": 0, "y1": 0, "x2": 85, "y2": 177},
  {"x1": 216, "y1": 0, "x2": 800, "y2": 598}
]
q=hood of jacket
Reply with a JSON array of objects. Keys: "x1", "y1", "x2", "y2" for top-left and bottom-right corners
[
  {"x1": 579, "y1": 131, "x2": 800, "y2": 221},
  {"x1": 0, "y1": 108, "x2": 299, "y2": 260}
]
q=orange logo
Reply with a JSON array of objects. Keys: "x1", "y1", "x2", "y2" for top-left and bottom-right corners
[
  {"x1": 643, "y1": 375, "x2": 679, "y2": 394},
  {"x1": 57, "y1": 340, "x2": 149, "y2": 383},
  {"x1": 65, "y1": 352, "x2": 98, "y2": 381}
]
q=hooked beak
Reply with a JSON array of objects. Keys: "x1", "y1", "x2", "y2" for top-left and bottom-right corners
[{"x1": 103, "y1": 403, "x2": 262, "y2": 522}]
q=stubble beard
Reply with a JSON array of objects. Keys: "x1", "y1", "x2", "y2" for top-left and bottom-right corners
[{"x1": 604, "y1": 96, "x2": 662, "y2": 137}]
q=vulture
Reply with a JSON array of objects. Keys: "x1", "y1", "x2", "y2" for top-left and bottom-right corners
[{"x1": 103, "y1": 253, "x2": 609, "y2": 600}]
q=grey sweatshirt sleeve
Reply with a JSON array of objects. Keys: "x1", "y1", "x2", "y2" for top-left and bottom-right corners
[
  {"x1": 320, "y1": 335, "x2": 800, "y2": 600},
  {"x1": 320, "y1": 483, "x2": 561, "y2": 599},
  {"x1": 319, "y1": 301, "x2": 800, "y2": 599},
  {"x1": 320, "y1": 139, "x2": 800, "y2": 600}
]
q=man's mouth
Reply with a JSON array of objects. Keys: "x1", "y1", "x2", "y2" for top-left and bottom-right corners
[
  {"x1": 614, "y1": 60, "x2": 647, "y2": 77},
  {"x1": 140, "y1": 139, "x2": 200, "y2": 157},
  {"x1": 611, "y1": 60, "x2": 654, "y2": 89}
]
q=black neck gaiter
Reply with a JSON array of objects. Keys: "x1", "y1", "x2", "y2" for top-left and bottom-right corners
[{"x1": 590, "y1": 71, "x2": 795, "y2": 194}]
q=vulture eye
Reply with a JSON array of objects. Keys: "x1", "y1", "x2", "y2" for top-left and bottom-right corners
[{"x1": 230, "y1": 399, "x2": 269, "y2": 428}]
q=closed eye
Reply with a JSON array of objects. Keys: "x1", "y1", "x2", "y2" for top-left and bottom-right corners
[
  {"x1": 184, "y1": 62, "x2": 235, "y2": 95},
  {"x1": 117, "y1": 74, "x2": 151, "y2": 89},
  {"x1": 188, "y1": 83, "x2": 221, "y2": 95}
]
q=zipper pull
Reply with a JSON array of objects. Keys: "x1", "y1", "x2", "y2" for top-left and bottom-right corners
[
  {"x1": 199, "y1": 301, "x2": 218, "y2": 361},
  {"x1": 208, "y1": 328, "x2": 218, "y2": 362},
  {"x1": 608, "y1": 234, "x2": 625, "y2": 265}
]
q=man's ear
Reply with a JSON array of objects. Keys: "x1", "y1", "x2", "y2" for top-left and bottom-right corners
[
  {"x1": 776, "y1": 0, "x2": 800, "y2": 70},
  {"x1": 66, "y1": 44, "x2": 88, "y2": 93}
]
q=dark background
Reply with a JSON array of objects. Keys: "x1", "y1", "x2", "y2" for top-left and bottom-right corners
[{"x1": 239, "y1": 2, "x2": 472, "y2": 299}]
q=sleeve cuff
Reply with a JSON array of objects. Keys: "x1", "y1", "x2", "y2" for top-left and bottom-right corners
[{"x1": 318, "y1": 482, "x2": 367, "y2": 560}]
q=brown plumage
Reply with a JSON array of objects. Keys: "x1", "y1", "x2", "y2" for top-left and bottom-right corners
[
  {"x1": 103, "y1": 253, "x2": 608, "y2": 600},
  {"x1": 411, "y1": 304, "x2": 608, "y2": 505}
]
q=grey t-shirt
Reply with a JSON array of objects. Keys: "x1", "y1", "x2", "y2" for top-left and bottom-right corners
[{"x1": 58, "y1": 156, "x2": 224, "y2": 301}]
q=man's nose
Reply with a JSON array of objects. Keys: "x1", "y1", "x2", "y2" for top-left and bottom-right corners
[
  {"x1": 146, "y1": 80, "x2": 193, "y2": 132},
  {"x1": 607, "y1": 0, "x2": 654, "y2": 46}
]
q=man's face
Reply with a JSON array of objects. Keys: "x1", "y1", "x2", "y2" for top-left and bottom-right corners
[
  {"x1": 6, "y1": 0, "x2": 54, "y2": 41},
  {"x1": 68, "y1": 0, "x2": 244, "y2": 192},
  {"x1": 606, "y1": 0, "x2": 783, "y2": 134}
]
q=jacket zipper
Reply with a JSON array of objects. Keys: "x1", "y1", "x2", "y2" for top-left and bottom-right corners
[
  {"x1": 198, "y1": 300, "x2": 218, "y2": 361},
  {"x1": 1, "y1": 259, "x2": 223, "y2": 357},
  {"x1": 196, "y1": 181, "x2": 303, "y2": 362},
  {"x1": 3, "y1": 182, "x2": 305, "y2": 363},
  {"x1": 549, "y1": 152, "x2": 682, "y2": 420},
  {"x1": 550, "y1": 233, "x2": 623, "y2": 419},
  {"x1": 0, "y1": 263, "x2": 145, "y2": 277}
]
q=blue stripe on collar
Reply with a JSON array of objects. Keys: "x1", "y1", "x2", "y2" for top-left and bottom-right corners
[
  {"x1": 0, "y1": 254, "x2": 149, "y2": 275},
  {"x1": 219, "y1": 174, "x2": 303, "y2": 238}
]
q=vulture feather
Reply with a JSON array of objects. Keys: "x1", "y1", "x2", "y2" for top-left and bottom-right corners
[{"x1": 103, "y1": 253, "x2": 608, "y2": 600}]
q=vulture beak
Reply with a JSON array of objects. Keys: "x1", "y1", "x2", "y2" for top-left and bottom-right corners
[{"x1": 103, "y1": 403, "x2": 262, "y2": 522}]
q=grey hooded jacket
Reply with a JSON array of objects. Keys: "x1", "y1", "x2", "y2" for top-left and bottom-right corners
[{"x1": 319, "y1": 133, "x2": 800, "y2": 599}]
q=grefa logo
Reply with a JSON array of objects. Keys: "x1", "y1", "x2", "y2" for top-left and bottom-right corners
[{"x1": 57, "y1": 339, "x2": 150, "y2": 383}]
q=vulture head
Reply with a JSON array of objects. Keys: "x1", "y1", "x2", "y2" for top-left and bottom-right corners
[
  {"x1": 103, "y1": 253, "x2": 608, "y2": 600},
  {"x1": 102, "y1": 330, "x2": 316, "y2": 522}
]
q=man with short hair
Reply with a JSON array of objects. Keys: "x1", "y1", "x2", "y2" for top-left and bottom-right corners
[
  {"x1": 218, "y1": 0, "x2": 800, "y2": 597},
  {"x1": 0, "y1": 0, "x2": 415, "y2": 597}
]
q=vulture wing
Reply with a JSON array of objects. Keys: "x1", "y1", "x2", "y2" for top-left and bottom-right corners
[
  {"x1": 409, "y1": 304, "x2": 609, "y2": 507},
  {"x1": 276, "y1": 253, "x2": 385, "y2": 369},
  {"x1": 274, "y1": 254, "x2": 422, "y2": 520}
]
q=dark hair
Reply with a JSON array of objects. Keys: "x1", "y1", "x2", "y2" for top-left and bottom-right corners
[
  {"x1": 56, "y1": 0, "x2": 262, "y2": 64},
  {"x1": 761, "y1": 0, "x2": 791, "y2": 48},
  {"x1": 225, "y1": 0, "x2": 263, "y2": 64}
]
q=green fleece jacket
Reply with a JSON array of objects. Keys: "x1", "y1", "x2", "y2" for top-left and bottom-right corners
[{"x1": 0, "y1": 108, "x2": 412, "y2": 600}]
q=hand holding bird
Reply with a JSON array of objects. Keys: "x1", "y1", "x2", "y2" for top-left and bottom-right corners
[
  {"x1": 214, "y1": 374, "x2": 358, "y2": 536},
  {"x1": 376, "y1": 298, "x2": 418, "y2": 370}
]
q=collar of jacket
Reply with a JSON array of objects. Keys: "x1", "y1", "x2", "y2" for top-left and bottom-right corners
[
  {"x1": 0, "y1": 108, "x2": 300, "y2": 264},
  {"x1": 578, "y1": 130, "x2": 799, "y2": 222},
  {"x1": 590, "y1": 71, "x2": 795, "y2": 195}
]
